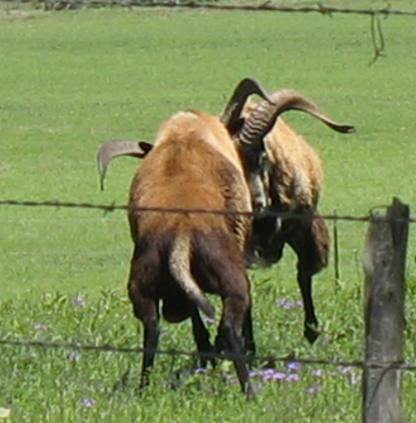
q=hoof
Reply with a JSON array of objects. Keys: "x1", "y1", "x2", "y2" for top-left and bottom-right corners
[{"x1": 304, "y1": 323, "x2": 320, "y2": 344}]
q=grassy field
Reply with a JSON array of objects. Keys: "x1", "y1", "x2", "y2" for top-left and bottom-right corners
[{"x1": 1, "y1": 3, "x2": 416, "y2": 422}]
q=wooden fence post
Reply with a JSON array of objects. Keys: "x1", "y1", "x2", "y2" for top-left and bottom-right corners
[{"x1": 362, "y1": 197, "x2": 409, "y2": 423}]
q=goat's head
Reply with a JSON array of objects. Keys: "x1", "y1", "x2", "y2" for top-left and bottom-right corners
[
  {"x1": 232, "y1": 89, "x2": 355, "y2": 213},
  {"x1": 219, "y1": 78, "x2": 275, "y2": 212}
]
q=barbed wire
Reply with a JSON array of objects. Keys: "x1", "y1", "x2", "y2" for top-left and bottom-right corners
[
  {"x1": 38, "y1": 1, "x2": 416, "y2": 18},
  {"x1": 21, "y1": 1, "x2": 416, "y2": 64},
  {"x1": 1, "y1": 337, "x2": 415, "y2": 372},
  {"x1": 1, "y1": 198, "x2": 415, "y2": 223},
  {"x1": 0, "y1": 199, "x2": 126, "y2": 212}
]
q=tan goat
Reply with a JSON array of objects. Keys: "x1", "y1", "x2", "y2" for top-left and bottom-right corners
[
  {"x1": 96, "y1": 78, "x2": 273, "y2": 396},
  {"x1": 232, "y1": 90, "x2": 355, "y2": 344}
]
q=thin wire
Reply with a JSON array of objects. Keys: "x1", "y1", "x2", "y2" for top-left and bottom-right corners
[
  {"x1": 2, "y1": 198, "x2": 416, "y2": 223},
  {"x1": 44, "y1": 1, "x2": 416, "y2": 17},
  {"x1": 1, "y1": 337, "x2": 415, "y2": 371}
]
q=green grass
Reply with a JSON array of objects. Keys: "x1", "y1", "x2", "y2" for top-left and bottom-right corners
[{"x1": 1, "y1": 4, "x2": 416, "y2": 422}]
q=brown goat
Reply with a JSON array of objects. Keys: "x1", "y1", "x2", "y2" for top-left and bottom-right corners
[
  {"x1": 96, "y1": 78, "x2": 274, "y2": 396},
  {"x1": 98, "y1": 82, "x2": 354, "y2": 351},
  {"x1": 233, "y1": 91, "x2": 355, "y2": 344}
]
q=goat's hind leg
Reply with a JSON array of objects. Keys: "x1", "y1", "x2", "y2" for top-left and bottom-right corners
[
  {"x1": 216, "y1": 295, "x2": 254, "y2": 397},
  {"x1": 131, "y1": 294, "x2": 160, "y2": 389},
  {"x1": 191, "y1": 310, "x2": 215, "y2": 369},
  {"x1": 242, "y1": 304, "x2": 256, "y2": 365},
  {"x1": 128, "y1": 249, "x2": 160, "y2": 389},
  {"x1": 139, "y1": 301, "x2": 160, "y2": 389}
]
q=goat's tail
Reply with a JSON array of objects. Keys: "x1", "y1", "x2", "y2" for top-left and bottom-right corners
[{"x1": 169, "y1": 235, "x2": 216, "y2": 320}]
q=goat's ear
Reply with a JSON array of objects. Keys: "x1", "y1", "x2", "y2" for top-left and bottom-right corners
[{"x1": 138, "y1": 141, "x2": 153, "y2": 154}]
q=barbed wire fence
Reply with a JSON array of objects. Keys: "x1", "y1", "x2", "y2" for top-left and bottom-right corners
[
  {"x1": 0, "y1": 196, "x2": 413, "y2": 418},
  {"x1": 3, "y1": 0, "x2": 416, "y2": 65},
  {"x1": 0, "y1": 338, "x2": 415, "y2": 372},
  {"x1": 1, "y1": 1, "x2": 414, "y2": 417},
  {"x1": 1, "y1": 198, "x2": 415, "y2": 222}
]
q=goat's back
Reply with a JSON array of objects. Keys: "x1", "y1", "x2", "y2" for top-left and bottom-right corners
[{"x1": 128, "y1": 110, "x2": 252, "y2": 251}]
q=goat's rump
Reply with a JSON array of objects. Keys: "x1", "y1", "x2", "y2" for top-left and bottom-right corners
[{"x1": 131, "y1": 228, "x2": 248, "y2": 322}]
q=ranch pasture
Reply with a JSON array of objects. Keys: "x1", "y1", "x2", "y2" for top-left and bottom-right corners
[{"x1": 1, "y1": 2, "x2": 416, "y2": 421}]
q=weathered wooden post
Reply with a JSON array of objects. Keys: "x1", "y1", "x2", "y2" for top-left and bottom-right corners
[{"x1": 362, "y1": 198, "x2": 409, "y2": 423}]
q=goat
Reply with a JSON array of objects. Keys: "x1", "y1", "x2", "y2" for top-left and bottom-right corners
[
  {"x1": 229, "y1": 90, "x2": 355, "y2": 344},
  {"x1": 96, "y1": 78, "x2": 273, "y2": 396},
  {"x1": 98, "y1": 83, "x2": 354, "y2": 349}
]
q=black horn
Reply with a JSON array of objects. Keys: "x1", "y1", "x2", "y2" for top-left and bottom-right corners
[
  {"x1": 220, "y1": 78, "x2": 274, "y2": 133},
  {"x1": 239, "y1": 89, "x2": 355, "y2": 151}
]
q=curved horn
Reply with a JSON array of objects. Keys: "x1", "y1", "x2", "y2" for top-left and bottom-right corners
[
  {"x1": 239, "y1": 89, "x2": 356, "y2": 150},
  {"x1": 97, "y1": 140, "x2": 153, "y2": 191},
  {"x1": 220, "y1": 77, "x2": 273, "y2": 132}
]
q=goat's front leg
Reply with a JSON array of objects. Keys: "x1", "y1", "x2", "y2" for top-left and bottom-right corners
[
  {"x1": 191, "y1": 309, "x2": 215, "y2": 369},
  {"x1": 290, "y1": 217, "x2": 329, "y2": 344},
  {"x1": 297, "y1": 266, "x2": 319, "y2": 344}
]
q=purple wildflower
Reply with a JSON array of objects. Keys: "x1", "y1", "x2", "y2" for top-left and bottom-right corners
[
  {"x1": 261, "y1": 368, "x2": 277, "y2": 381},
  {"x1": 286, "y1": 373, "x2": 301, "y2": 382},
  {"x1": 194, "y1": 368, "x2": 207, "y2": 375},
  {"x1": 251, "y1": 367, "x2": 303, "y2": 383},
  {"x1": 259, "y1": 368, "x2": 288, "y2": 382},
  {"x1": 82, "y1": 398, "x2": 96, "y2": 408},
  {"x1": 271, "y1": 371, "x2": 287, "y2": 381},
  {"x1": 287, "y1": 361, "x2": 302, "y2": 373},
  {"x1": 312, "y1": 368, "x2": 324, "y2": 378},
  {"x1": 249, "y1": 370, "x2": 260, "y2": 378},
  {"x1": 277, "y1": 298, "x2": 303, "y2": 310}
]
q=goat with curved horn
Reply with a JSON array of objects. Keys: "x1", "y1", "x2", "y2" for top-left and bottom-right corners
[
  {"x1": 238, "y1": 89, "x2": 355, "y2": 151},
  {"x1": 97, "y1": 140, "x2": 153, "y2": 191},
  {"x1": 238, "y1": 89, "x2": 356, "y2": 344},
  {"x1": 220, "y1": 77, "x2": 274, "y2": 133}
]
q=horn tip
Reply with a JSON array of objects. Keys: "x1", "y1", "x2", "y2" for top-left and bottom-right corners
[{"x1": 344, "y1": 125, "x2": 356, "y2": 134}]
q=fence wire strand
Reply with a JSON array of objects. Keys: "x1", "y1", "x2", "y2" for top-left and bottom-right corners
[
  {"x1": 1, "y1": 337, "x2": 415, "y2": 372},
  {"x1": 2, "y1": 198, "x2": 416, "y2": 224},
  {"x1": 7, "y1": 1, "x2": 416, "y2": 63},
  {"x1": 36, "y1": 1, "x2": 416, "y2": 18}
]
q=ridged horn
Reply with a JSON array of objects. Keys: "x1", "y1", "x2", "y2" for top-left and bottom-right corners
[
  {"x1": 97, "y1": 140, "x2": 153, "y2": 190},
  {"x1": 220, "y1": 77, "x2": 273, "y2": 132},
  {"x1": 239, "y1": 89, "x2": 356, "y2": 150}
]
